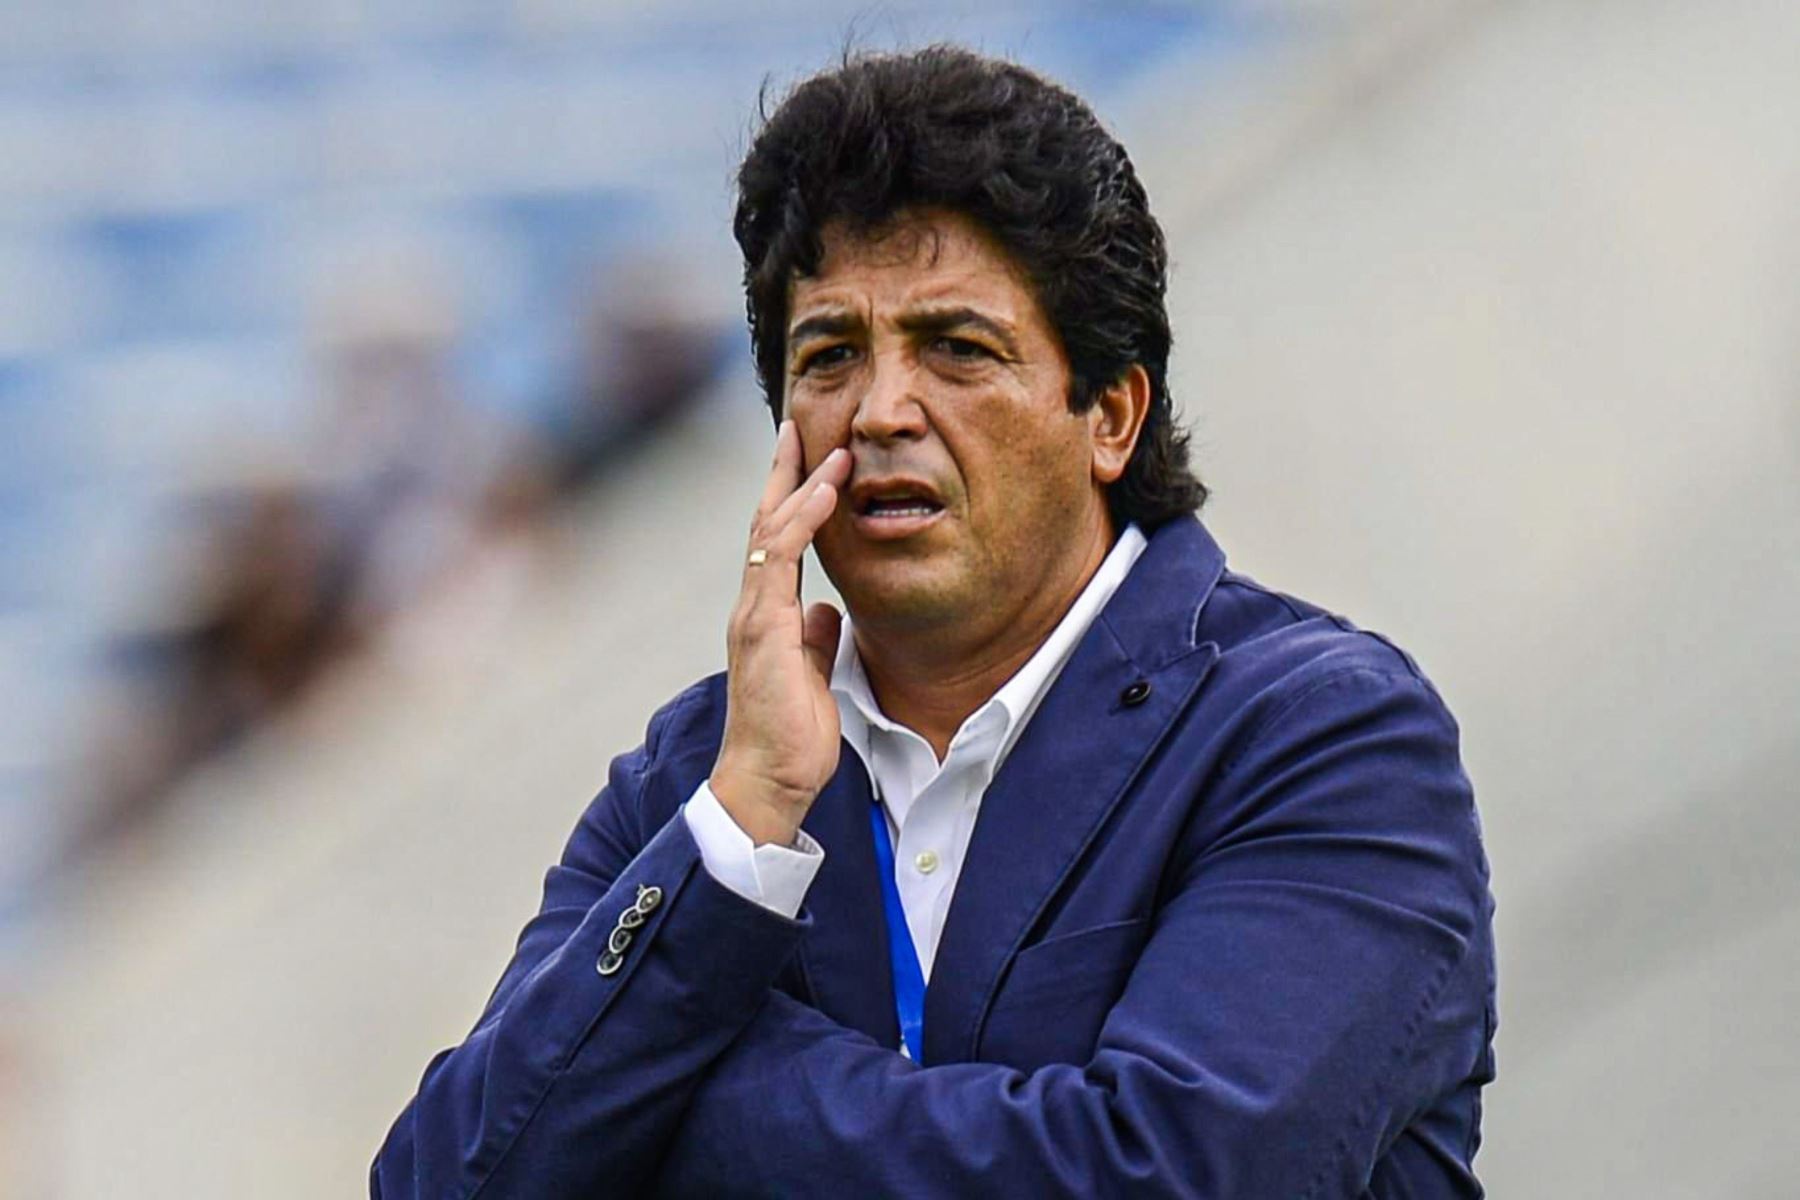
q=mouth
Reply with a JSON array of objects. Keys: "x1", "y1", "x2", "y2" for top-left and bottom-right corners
[{"x1": 848, "y1": 478, "x2": 947, "y2": 540}]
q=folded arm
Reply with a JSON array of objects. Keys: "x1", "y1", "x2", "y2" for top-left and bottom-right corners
[
  {"x1": 370, "y1": 692, "x2": 809, "y2": 1200},
  {"x1": 656, "y1": 668, "x2": 1494, "y2": 1199}
]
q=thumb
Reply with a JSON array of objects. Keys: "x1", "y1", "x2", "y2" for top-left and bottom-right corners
[{"x1": 801, "y1": 601, "x2": 842, "y2": 682}]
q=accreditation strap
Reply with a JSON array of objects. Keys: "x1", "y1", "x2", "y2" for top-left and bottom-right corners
[{"x1": 868, "y1": 800, "x2": 927, "y2": 1062}]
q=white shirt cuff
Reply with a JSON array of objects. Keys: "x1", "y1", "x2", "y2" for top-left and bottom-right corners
[{"x1": 682, "y1": 781, "x2": 824, "y2": 919}]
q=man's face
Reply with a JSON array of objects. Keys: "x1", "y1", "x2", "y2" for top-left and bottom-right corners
[{"x1": 784, "y1": 209, "x2": 1113, "y2": 636}]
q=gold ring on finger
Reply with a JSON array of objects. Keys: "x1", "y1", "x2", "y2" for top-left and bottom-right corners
[{"x1": 746, "y1": 548, "x2": 769, "y2": 567}]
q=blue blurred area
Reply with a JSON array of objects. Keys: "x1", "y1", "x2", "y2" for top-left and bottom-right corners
[
  {"x1": 0, "y1": 3, "x2": 1262, "y2": 964},
  {"x1": 75, "y1": 209, "x2": 273, "y2": 343}
]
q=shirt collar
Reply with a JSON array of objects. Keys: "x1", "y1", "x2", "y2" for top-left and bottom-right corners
[{"x1": 831, "y1": 523, "x2": 1148, "y2": 778}]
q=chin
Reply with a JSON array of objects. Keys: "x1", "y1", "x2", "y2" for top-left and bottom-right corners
[{"x1": 831, "y1": 562, "x2": 970, "y2": 630}]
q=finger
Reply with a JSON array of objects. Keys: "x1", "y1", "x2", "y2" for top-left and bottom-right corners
[
  {"x1": 744, "y1": 478, "x2": 838, "y2": 585},
  {"x1": 753, "y1": 420, "x2": 803, "y2": 524},
  {"x1": 757, "y1": 446, "x2": 850, "y2": 542},
  {"x1": 802, "y1": 601, "x2": 842, "y2": 680},
  {"x1": 767, "y1": 474, "x2": 841, "y2": 557},
  {"x1": 739, "y1": 449, "x2": 847, "y2": 615},
  {"x1": 736, "y1": 478, "x2": 838, "y2": 617}
]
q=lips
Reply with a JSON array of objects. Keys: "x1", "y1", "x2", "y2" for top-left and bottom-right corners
[
  {"x1": 849, "y1": 477, "x2": 946, "y2": 518},
  {"x1": 847, "y1": 475, "x2": 947, "y2": 538},
  {"x1": 860, "y1": 497, "x2": 943, "y2": 517}
]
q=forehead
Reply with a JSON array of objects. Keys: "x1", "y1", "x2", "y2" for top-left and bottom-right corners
[{"x1": 787, "y1": 209, "x2": 1044, "y2": 324}]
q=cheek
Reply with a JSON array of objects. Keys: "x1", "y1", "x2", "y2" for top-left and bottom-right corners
[
  {"x1": 789, "y1": 394, "x2": 855, "y2": 462},
  {"x1": 962, "y1": 407, "x2": 1090, "y2": 498}
]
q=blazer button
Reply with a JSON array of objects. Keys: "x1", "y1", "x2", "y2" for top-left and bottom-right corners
[
  {"x1": 608, "y1": 927, "x2": 633, "y2": 955},
  {"x1": 1121, "y1": 679, "x2": 1152, "y2": 707},
  {"x1": 636, "y1": 884, "x2": 663, "y2": 913},
  {"x1": 597, "y1": 951, "x2": 624, "y2": 977},
  {"x1": 618, "y1": 905, "x2": 646, "y2": 929}
]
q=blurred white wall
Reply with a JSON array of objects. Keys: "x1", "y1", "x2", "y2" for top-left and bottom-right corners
[
  {"x1": 10, "y1": 0, "x2": 1800, "y2": 1195},
  {"x1": 1146, "y1": 0, "x2": 1800, "y2": 1193}
]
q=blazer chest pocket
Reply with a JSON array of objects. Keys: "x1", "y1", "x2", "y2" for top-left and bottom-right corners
[{"x1": 979, "y1": 917, "x2": 1150, "y2": 1072}]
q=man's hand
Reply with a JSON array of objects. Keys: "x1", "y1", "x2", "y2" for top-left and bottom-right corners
[{"x1": 710, "y1": 420, "x2": 853, "y2": 847}]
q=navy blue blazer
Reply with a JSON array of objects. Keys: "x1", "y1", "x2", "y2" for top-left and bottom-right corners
[{"x1": 374, "y1": 517, "x2": 1496, "y2": 1198}]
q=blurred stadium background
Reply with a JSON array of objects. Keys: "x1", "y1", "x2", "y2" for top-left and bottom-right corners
[{"x1": 1, "y1": 0, "x2": 1796, "y2": 1195}]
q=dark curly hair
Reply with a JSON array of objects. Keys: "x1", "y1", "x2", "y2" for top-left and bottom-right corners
[{"x1": 733, "y1": 45, "x2": 1207, "y2": 529}]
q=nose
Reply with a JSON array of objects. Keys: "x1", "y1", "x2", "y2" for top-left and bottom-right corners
[{"x1": 850, "y1": 357, "x2": 928, "y2": 446}]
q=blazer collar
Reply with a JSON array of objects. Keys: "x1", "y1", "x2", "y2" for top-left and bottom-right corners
[
  {"x1": 797, "y1": 516, "x2": 1230, "y2": 1060},
  {"x1": 1095, "y1": 514, "x2": 1228, "y2": 674},
  {"x1": 924, "y1": 516, "x2": 1226, "y2": 1061}
]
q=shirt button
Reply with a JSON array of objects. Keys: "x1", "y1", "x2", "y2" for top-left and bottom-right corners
[{"x1": 914, "y1": 850, "x2": 939, "y2": 875}]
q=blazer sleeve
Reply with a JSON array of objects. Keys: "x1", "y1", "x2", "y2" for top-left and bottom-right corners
[
  {"x1": 370, "y1": 691, "x2": 808, "y2": 1200},
  {"x1": 654, "y1": 666, "x2": 1494, "y2": 1199}
]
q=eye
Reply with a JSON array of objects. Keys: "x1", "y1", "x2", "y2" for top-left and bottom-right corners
[
  {"x1": 931, "y1": 336, "x2": 993, "y2": 362},
  {"x1": 795, "y1": 343, "x2": 856, "y2": 375}
]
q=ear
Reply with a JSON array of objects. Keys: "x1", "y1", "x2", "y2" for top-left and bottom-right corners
[{"x1": 1087, "y1": 364, "x2": 1151, "y2": 486}]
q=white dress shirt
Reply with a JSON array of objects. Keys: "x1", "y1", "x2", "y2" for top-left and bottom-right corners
[{"x1": 682, "y1": 524, "x2": 1147, "y2": 978}]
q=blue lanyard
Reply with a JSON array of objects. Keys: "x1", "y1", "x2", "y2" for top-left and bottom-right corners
[{"x1": 868, "y1": 800, "x2": 927, "y2": 1062}]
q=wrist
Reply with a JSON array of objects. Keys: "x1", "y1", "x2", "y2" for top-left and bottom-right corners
[{"x1": 708, "y1": 768, "x2": 809, "y2": 847}]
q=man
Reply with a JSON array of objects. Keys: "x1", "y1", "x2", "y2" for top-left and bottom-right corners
[{"x1": 374, "y1": 46, "x2": 1495, "y2": 1198}]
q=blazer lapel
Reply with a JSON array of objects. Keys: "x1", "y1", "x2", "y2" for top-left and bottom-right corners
[
  {"x1": 922, "y1": 517, "x2": 1228, "y2": 1064},
  {"x1": 795, "y1": 752, "x2": 898, "y2": 1048}
]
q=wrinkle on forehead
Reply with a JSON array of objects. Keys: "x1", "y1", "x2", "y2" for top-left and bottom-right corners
[{"x1": 785, "y1": 209, "x2": 1037, "y2": 328}]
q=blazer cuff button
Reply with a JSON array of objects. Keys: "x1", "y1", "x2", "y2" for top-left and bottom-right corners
[
  {"x1": 635, "y1": 884, "x2": 663, "y2": 912},
  {"x1": 597, "y1": 950, "x2": 624, "y2": 976},
  {"x1": 608, "y1": 927, "x2": 633, "y2": 955}
]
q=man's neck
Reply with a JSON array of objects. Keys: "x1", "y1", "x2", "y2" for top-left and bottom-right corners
[{"x1": 851, "y1": 522, "x2": 1116, "y2": 761}]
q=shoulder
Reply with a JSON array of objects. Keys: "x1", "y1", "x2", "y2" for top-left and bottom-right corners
[
  {"x1": 635, "y1": 671, "x2": 731, "y2": 803},
  {"x1": 1207, "y1": 569, "x2": 1438, "y2": 679},
  {"x1": 1191, "y1": 568, "x2": 1462, "y2": 766},
  {"x1": 639, "y1": 672, "x2": 730, "y2": 770},
  {"x1": 1181, "y1": 567, "x2": 1488, "y2": 916},
  {"x1": 573, "y1": 672, "x2": 730, "y2": 854}
]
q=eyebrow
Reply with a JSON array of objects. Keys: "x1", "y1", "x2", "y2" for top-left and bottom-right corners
[
  {"x1": 787, "y1": 311, "x2": 861, "y2": 354},
  {"x1": 896, "y1": 306, "x2": 1020, "y2": 358},
  {"x1": 785, "y1": 304, "x2": 1023, "y2": 363}
]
